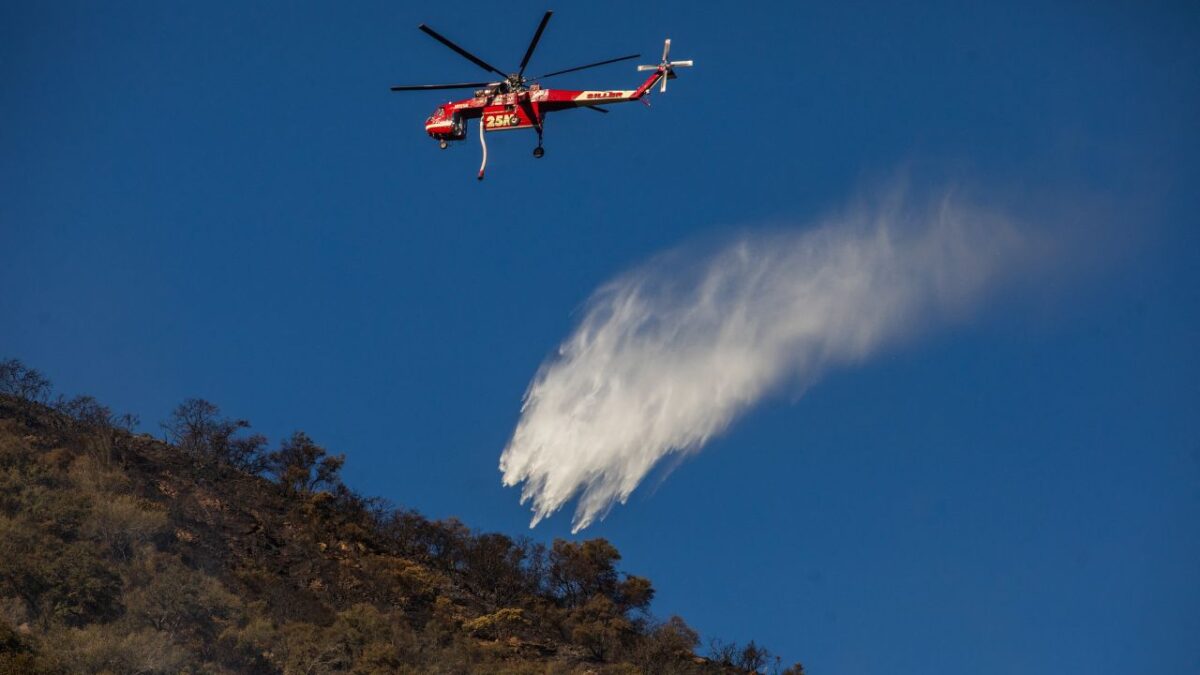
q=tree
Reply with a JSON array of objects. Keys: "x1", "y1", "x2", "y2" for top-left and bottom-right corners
[
  {"x1": 161, "y1": 398, "x2": 266, "y2": 470},
  {"x1": 707, "y1": 638, "x2": 780, "y2": 673},
  {"x1": 548, "y1": 538, "x2": 622, "y2": 609},
  {"x1": 708, "y1": 638, "x2": 739, "y2": 667},
  {"x1": 56, "y1": 395, "x2": 138, "y2": 433},
  {"x1": 617, "y1": 574, "x2": 654, "y2": 614},
  {"x1": 0, "y1": 358, "x2": 51, "y2": 402},
  {"x1": 56, "y1": 395, "x2": 140, "y2": 464},
  {"x1": 632, "y1": 616, "x2": 700, "y2": 674},
  {"x1": 567, "y1": 594, "x2": 633, "y2": 661},
  {"x1": 736, "y1": 640, "x2": 771, "y2": 673},
  {"x1": 264, "y1": 431, "x2": 345, "y2": 495},
  {"x1": 461, "y1": 533, "x2": 539, "y2": 608}
]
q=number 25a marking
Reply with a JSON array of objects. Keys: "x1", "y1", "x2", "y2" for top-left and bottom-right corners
[{"x1": 485, "y1": 114, "x2": 521, "y2": 129}]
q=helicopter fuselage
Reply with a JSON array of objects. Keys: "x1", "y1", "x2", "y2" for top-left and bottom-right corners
[{"x1": 423, "y1": 67, "x2": 667, "y2": 141}]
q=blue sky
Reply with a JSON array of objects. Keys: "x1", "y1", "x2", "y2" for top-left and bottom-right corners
[{"x1": 2, "y1": 1, "x2": 1198, "y2": 672}]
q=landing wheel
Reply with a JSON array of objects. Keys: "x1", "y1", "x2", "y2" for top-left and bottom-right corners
[
  {"x1": 439, "y1": 139, "x2": 448, "y2": 150},
  {"x1": 532, "y1": 146, "x2": 544, "y2": 159}
]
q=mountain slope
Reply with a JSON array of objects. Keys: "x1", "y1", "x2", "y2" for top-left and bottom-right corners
[{"x1": 0, "y1": 365, "x2": 802, "y2": 675}]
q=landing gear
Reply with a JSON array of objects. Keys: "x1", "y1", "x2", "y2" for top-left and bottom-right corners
[
  {"x1": 532, "y1": 126, "x2": 545, "y2": 158},
  {"x1": 439, "y1": 139, "x2": 448, "y2": 150}
]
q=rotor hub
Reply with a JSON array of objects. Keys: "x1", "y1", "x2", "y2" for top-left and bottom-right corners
[{"x1": 504, "y1": 74, "x2": 528, "y2": 93}]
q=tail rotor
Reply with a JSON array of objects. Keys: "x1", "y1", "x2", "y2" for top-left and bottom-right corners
[{"x1": 638, "y1": 39, "x2": 693, "y2": 93}]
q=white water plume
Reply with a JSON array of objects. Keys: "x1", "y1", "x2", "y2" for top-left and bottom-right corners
[{"x1": 500, "y1": 191, "x2": 1032, "y2": 532}]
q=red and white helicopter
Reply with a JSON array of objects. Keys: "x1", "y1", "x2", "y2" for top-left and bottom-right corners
[{"x1": 391, "y1": 11, "x2": 692, "y2": 180}]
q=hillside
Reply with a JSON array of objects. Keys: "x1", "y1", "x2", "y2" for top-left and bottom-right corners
[{"x1": 0, "y1": 360, "x2": 802, "y2": 674}]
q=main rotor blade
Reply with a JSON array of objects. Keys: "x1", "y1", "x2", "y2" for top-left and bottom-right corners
[
  {"x1": 418, "y1": 24, "x2": 507, "y2": 77},
  {"x1": 583, "y1": 105, "x2": 610, "y2": 113},
  {"x1": 518, "y1": 11, "x2": 553, "y2": 77},
  {"x1": 390, "y1": 81, "x2": 494, "y2": 91},
  {"x1": 533, "y1": 53, "x2": 640, "y2": 80}
]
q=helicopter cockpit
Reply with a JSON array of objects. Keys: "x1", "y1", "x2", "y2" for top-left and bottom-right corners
[{"x1": 424, "y1": 106, "x2": 466, "y2": 142}]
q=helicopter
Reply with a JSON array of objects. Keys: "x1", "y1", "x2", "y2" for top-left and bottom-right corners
[{"x1": 391, "y1": 10, "x2": 692, "y2": 180}]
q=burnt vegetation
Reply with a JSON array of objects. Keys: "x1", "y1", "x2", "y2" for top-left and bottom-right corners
[{"x1": 0, "y1": 358, "x2": 803, "y2": 674}]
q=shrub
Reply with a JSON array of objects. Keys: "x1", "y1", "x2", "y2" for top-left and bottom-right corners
[
  {"x1": 124, "y1": 552, "x2": 241, "y2": 646},
  {"x1": 463, "y1": 608, "x2": 527, "y2": 640},
  {"x1": 0, "y1": 519, "x2": 122, "y2": 627},
  {"x1": 82, "y1": 495, "x2": 168, "y2": 559},
  {"x1": 42, "y1": 623, "x2": 189, "y2": 675},
  {"x1": 0, "y1": 619, "x2": 42, "y2": 675}
]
